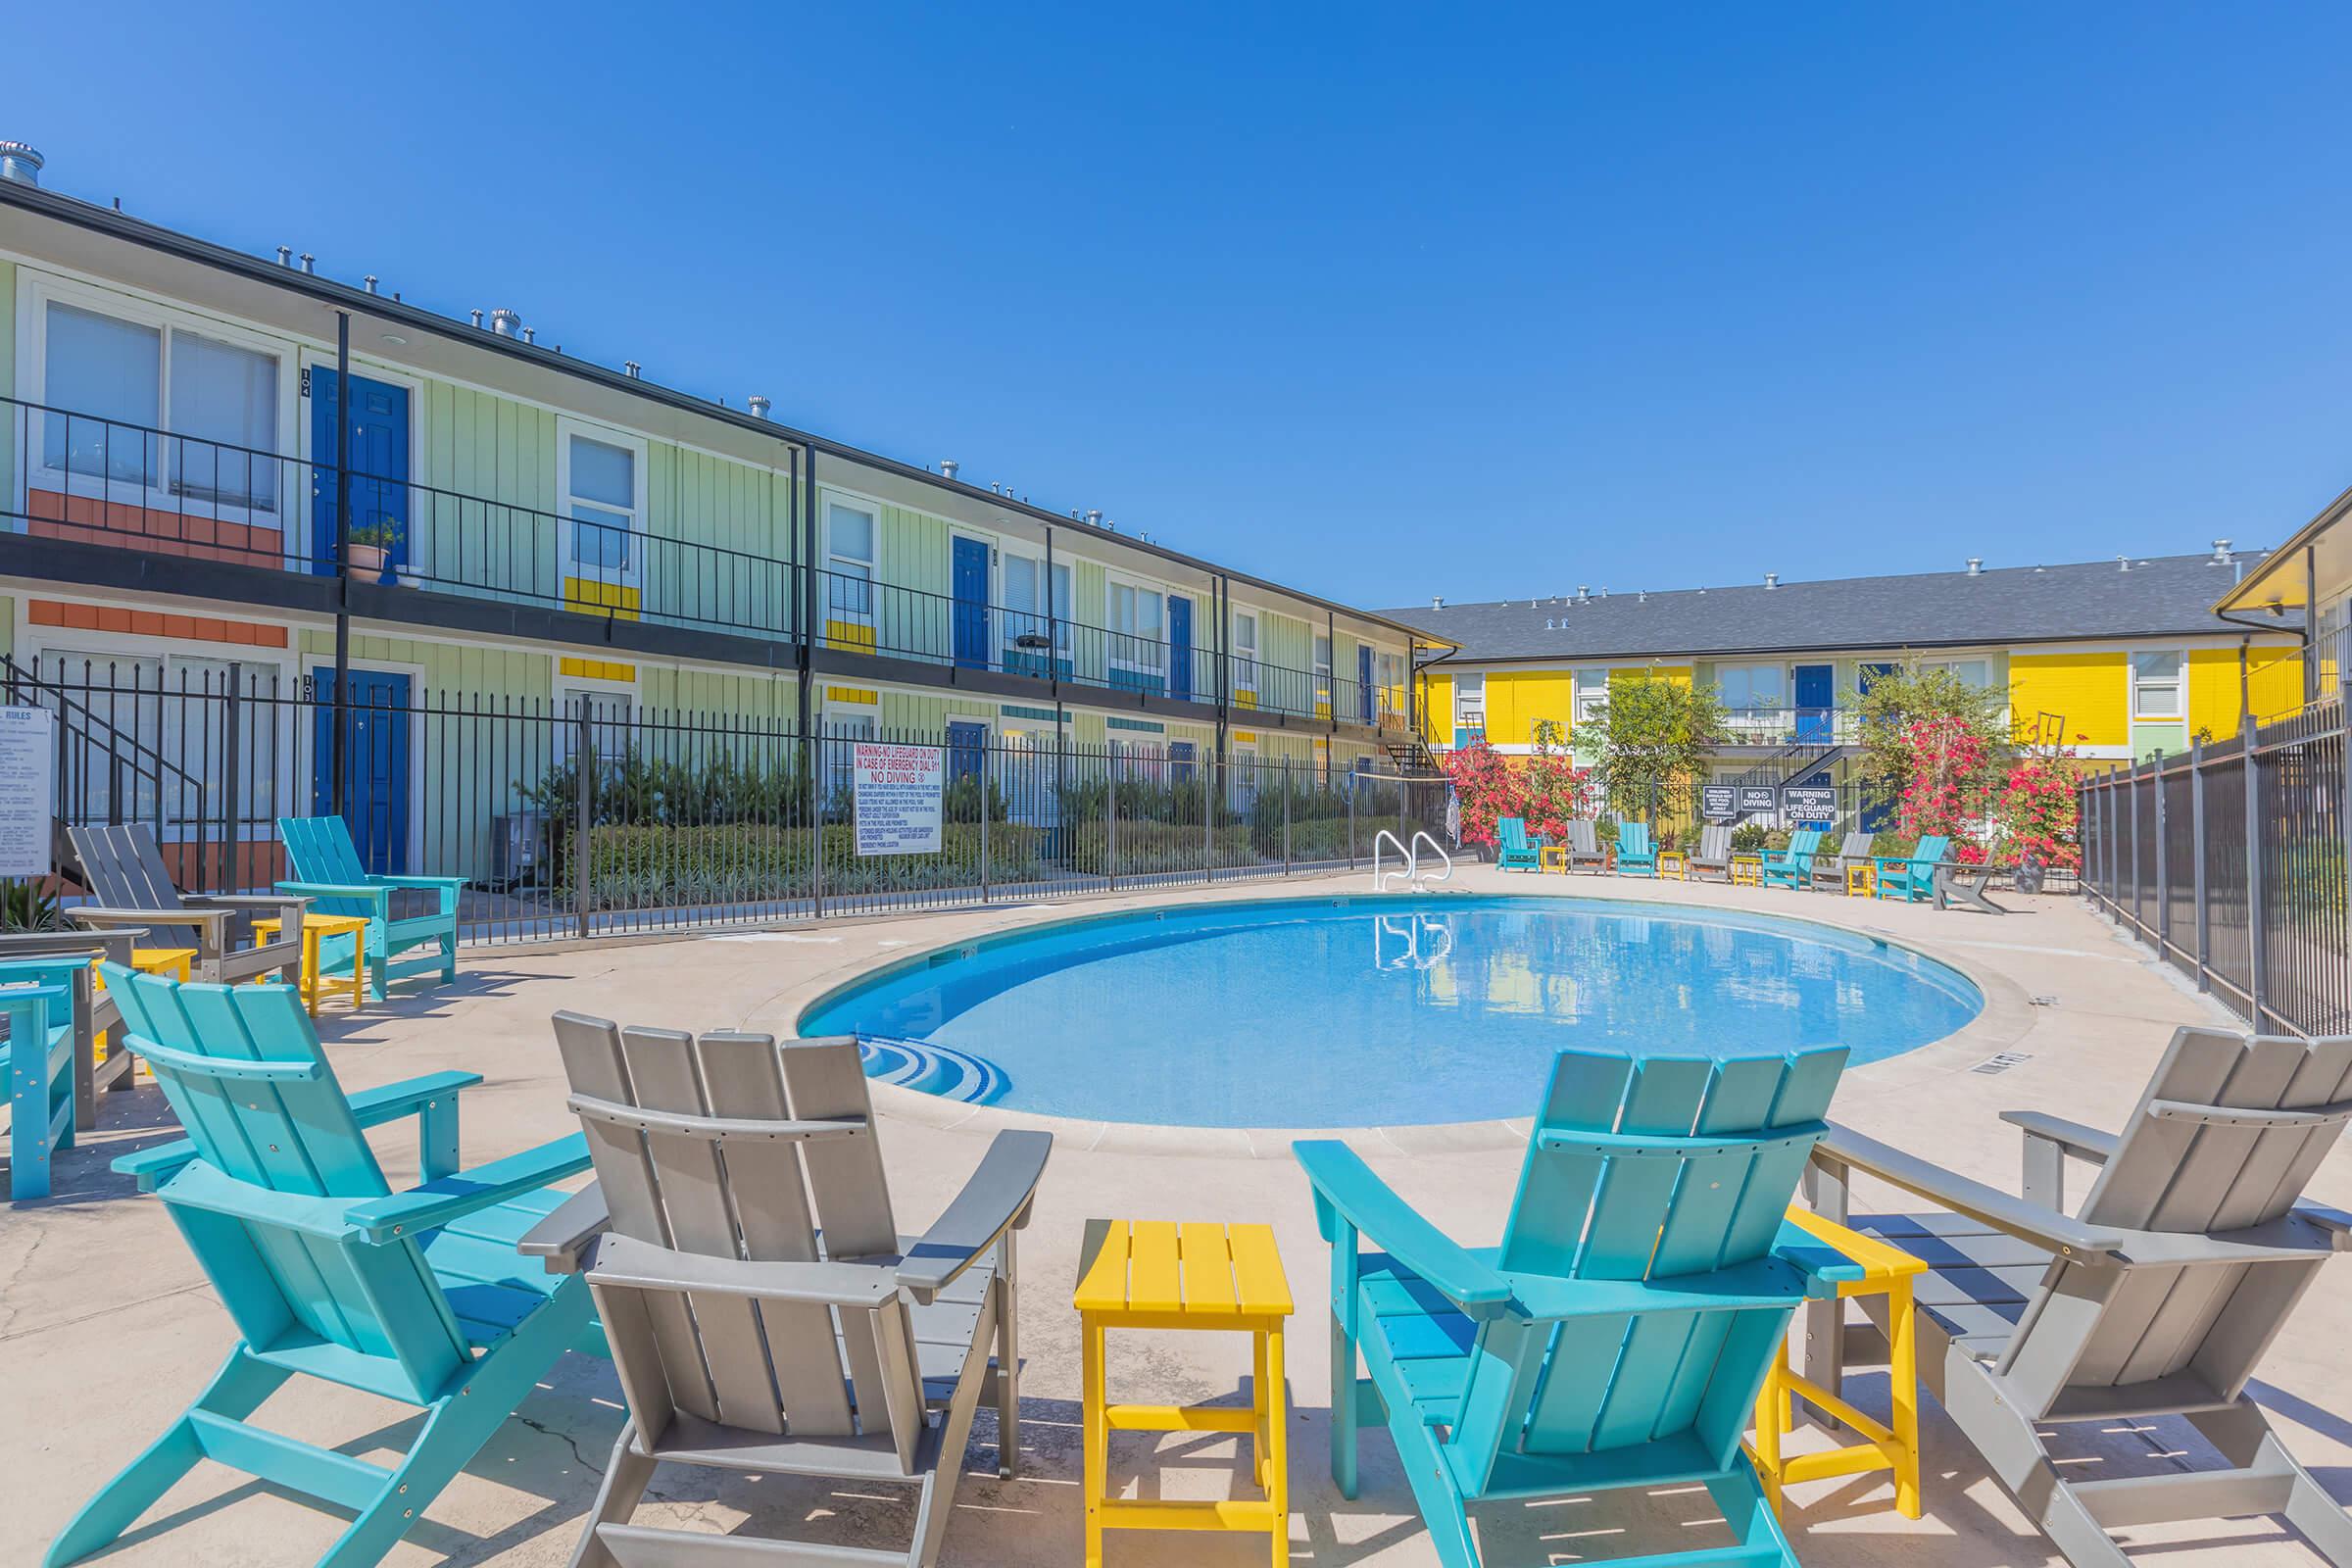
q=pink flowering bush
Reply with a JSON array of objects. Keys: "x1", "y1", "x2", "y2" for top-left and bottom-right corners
[
  {"x1": 1996, "y1": 751, "x2": 2082, "y2": 871},
  {"x1": 1894, "y1": 713, "x2": 1995, "y2": 849},
  {"x1": 1444, "y1": 740, "x2": 1521, "y2": 849}
]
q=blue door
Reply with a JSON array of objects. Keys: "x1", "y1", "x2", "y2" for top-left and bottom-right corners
[
  {"x1": 311, "y1": 369, "x2": 411, "y2": 579},
  {"x1": 951, "y1": 537, "x2": 990, "y2": 669},
  {"x1": 1794, "y1": 663, "x2": 1834, "y2": 743},
  {"x1": 1170, "y1": 740, "x2": 1197, "y2": 782},
  {"x1": 946, "y1": 720, "x2": 986, "y2": 782},
  {"x1": 312, "y1": 666, "x2": 411, "y2": 874},
  {"x1": 1358, "y1": 646, "x2": 1375, "y2": 724},
  {"x1": 1168, "y1": 596, "x2": 1193, "y2": 703}
]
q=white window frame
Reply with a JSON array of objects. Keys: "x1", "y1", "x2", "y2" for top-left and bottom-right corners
[
  {"x1": 1313, "y1": 634, "x2": 1333, "y2": 713},
  {"x1": 1377, "y1": 650, "x2": 1404, "y2": 723},
  {"x1": 557, "y1": 417, "x2": 650, "y2": 595},
  {"x1": 19, "y1": 273, "x2": 299, "y2": 542},
  {"x1": 1233, "y1": 610, "x2": 1260, "y2": 698},
  {"x1": 1106, "y1": 573, "x2": 1166, "y2": 679},
  {"x1": 821, "y1": 495, "x2": 880, "y2": 630},
  {"x1": 555, "y1": 671, "x2": 637, "y2": 771},
  {"x1": 1716, "y1": 662, "x2": 1788, "y2": 716},
  {"x1": 2131, "y1": 649, "x2": 2186, "y2": 720},
  {"x1": 1572, "y1": 668, "x2": 1610, "y2": 730},
  {"x1": 998, "y1": 546, "x2": 1071, "y2": 664},
  {"x1": 1454, "y1": 671, "x2": 1486, "y2": 733},
  {"x1": 1920, "y1": 656, "x2": 1994, "y2": 691}
]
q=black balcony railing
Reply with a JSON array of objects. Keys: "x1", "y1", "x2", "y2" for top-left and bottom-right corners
[{"x1": 0, "y1": 393, "x2": 1402, "y2": 730}]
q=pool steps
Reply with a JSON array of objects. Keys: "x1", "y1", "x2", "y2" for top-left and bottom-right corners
[{"x1": 857, "y1": 1034, "x2": 1010, "y2": 1103}]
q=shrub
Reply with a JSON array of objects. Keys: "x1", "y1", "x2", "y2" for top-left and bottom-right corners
[{"x1": 582, "y1": 821, "x2": 1051, "y2": 908}]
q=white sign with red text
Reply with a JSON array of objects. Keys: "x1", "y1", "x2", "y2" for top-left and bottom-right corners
[{"x1": 852, "y1": 742, "x2": 944, "y2": 856}]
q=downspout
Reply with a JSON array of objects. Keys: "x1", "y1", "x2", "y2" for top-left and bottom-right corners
[
  {"x1": 2307, "y1": 544, "x2": 2321, "y2": 709},
  {"x1": 329, "y1": 311, "x2": 352, "y2": 816}
]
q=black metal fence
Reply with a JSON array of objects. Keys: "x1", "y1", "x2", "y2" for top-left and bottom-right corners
[
  {"x1": 2080, "y1": 699, "x2": 2350, "y2": 1038},
  {"x1": 4, "y1": 656, "x2": 1452, "y2": 948}
]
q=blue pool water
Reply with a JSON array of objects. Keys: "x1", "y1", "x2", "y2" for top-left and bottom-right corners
[{"x1": 797, "y1": 896, "x2": 1982, "y2": 1128}]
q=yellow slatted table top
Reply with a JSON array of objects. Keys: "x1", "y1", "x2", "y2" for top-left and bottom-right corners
[{"x1": 1074, "y1": 1219, "x2": 1293, "y2": 1321}]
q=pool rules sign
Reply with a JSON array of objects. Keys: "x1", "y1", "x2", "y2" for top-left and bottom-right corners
[
  {"x1": 0, "y1": 706, "x2": 58, "y2": 878},
  {"x1": 852, "y1": 742, "x2": 944, "y2": 857}
]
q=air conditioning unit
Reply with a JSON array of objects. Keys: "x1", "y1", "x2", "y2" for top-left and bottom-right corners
[{"x1": 490, "y1": 810, "x2": 547, "y2": 888}]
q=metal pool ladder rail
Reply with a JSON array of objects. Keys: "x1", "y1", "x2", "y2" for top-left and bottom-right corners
[{"x1": 1372, "y1": 829, "x2": 1454, "y2": 892}]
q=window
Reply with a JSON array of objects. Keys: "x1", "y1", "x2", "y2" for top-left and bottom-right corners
[
  {"x1": 565, "y1": 432, "x2": 640, "y2": 576},
  {"x1": 35, "y1": 649, "x2": 281, "y2": 827},
  {"x1": 2132, "y1": 651, "x2": 2184, "y2": 718},
  {"x1": 1233, "y1": 612, "x2": 1259, "y2": 696},
  {"x1": 40, "y1": 299, "x2": 281, "y2": 512},
  {"x1": 1002, "y1": 553, "x2": 1071, "y2": 666},
  {"x1": 1717, "y1": 663, "x2": 1787, "y2": 711},
  {"x1": 1377, "y1": 652, "x2": 1404, "y2": 721},
  {"x1": 823, "y1": 709, "x2": 877, "y2": 803},
  {"x1": 558, "y1": 684, "x2": 635, "y2": 770},
  {"x1": 1922, "y1": 658, "x2": 1993, "y2": 690},
  {"x1": 1573, "y1": 669, "x2": 1610, "y2": 729},
  {"x1": 1454, "y1": 672, "x2": 1486, "y2": 733},
  {"x1": 826, "y1": 501, "x2": 877, "y2": 624},
  {"x1": 1108, "y1": 580, "x2": 1164, "y2": 674},
  {"x1": 1314, "y1": 635, "x2": 1332, "y2": 713}
]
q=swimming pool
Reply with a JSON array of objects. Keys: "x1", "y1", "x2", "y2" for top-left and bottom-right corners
[{"x1": 797, "y1": 895, "x2": 1983, "y2": 1128}]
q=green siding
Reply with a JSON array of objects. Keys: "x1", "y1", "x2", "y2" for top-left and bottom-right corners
[
  {"x1": 0, "y1": 259, "x2": 16, "y2": 484},
  {"x1": 298, "y1": 629, "x2": 551, "y2": 698},
  {"x1": 1072, "y1": 560, "x2": 1109, "y2": 684}
]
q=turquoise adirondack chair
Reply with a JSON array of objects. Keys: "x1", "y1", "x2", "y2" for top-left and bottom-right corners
[
  {"x1": 1, "y1": 963, "x2": 76, "y2": 1200},
  {"x1": 1873, "y1": 834, "x2": 1950, "y2": 903},
  {"x1": 1757, "y1": 828, "x2": 1825, "y2": 890},
  {"x1": 275, "y1": 815, "x2": 465, "y2": 996},
  {"x1": 1297, "y1": 1044, "x2": 1850, "y2": 1568},
  {"x1": 1496, "y1": 816, "x2": 1542, "y2": 872},
  {"x1": 1614, "y1": 819, "x2": 1658, "y2": 876},
  {"x1": 48, "y1": 966, "x2": 592, "y2": 1568}
]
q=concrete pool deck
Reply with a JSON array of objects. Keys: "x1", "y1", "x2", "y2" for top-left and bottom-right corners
[{"x1": 5, "y1": 864, "x2": 2348, "y2": 1566}]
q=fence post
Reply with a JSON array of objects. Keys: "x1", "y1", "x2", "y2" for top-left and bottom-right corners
[
  {"x1": 1283, "y1": 766, "x2": 1293, "y2": 876},
  {"x1": 810, "y1": 729, "x2": 826, "y2": 922},
  {"x1": 2189, "y1": 736, "x2": 2209, "y2": 991},
  {"x1": 220, "y1": 674, "x2": 242, "y2": 895},
  {"x1": 2152, "y1": 749, "x2": 2169, "y2": 959},
  {"x1": 2243, "y1": 713, "x2": 2266, "y2": 1029},
  {"x1": 1105, "y1": 748, "x2": 1118, "y2": 894},
  {"x1": 573, "y1": 700, "x2": 593, "y2": 941},
  {"x1": 978, "y1": 745, "x2": 991, "y2": 905},
  {"x1": 1348, "y1": 775, "x2": 1357, "y2": 869},
  {"x1": 2128, "y1": 755, "x2": 2141, "y2": 931}
]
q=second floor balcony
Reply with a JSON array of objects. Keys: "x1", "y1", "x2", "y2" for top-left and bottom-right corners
[{"x1": 1, "y1": 394, "x2": 1411, "y2": 733}]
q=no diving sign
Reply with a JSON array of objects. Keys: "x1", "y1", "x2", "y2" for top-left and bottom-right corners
[{"x1": 852, "y1": 743, "x2": 944, "y2": 856}]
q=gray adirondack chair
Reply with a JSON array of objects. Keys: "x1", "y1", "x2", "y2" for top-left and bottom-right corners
[
  {"x1": 1689, "y1": 823, "x2": 1736, "y2": 881},
  {"x1": 1811, "y1": 829, "x2": 1876, "y2": 891},
  {"x1": 66, "y1": 823, "x2": 306, "y2": 984},
  {"x1": 521, "y1": 1014, "x2": 1052, "y2": 1568},
  {"x1": 1562, "y1": 818, "x2": 1609, "y2": 872},
  {"x1": 1806, "y1": 1026, "x2": 2352, "y2": 1567}
]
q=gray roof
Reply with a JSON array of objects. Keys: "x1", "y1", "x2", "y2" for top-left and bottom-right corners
[{"x1": 1382, "y1": 551, "x2": 2301, "y2": 664}]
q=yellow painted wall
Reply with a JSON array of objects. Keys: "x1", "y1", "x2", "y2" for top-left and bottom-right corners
[
  {"x1": 1420, "y1": 671, "x2": 1452, "y2": 746},
  {"x1": 2010, "y1": 652, "x2": 2127, "y2": 747},
  {"x1": 1485, "y1": 669, "x2": 1576, "y2": 746},
  {"x1": 1608, "y1": 665, "x2": 1692, "y2": 690}
]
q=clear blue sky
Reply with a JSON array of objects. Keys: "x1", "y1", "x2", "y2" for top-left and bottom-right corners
[{"x1": 14, "y1": 3, "x2": 2352, "y2": 608}]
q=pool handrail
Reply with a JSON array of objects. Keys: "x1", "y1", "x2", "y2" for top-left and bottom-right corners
[
  {"x1": 1372, "y1": 829, "x2": 1414, "y2": 891},
  {"x1": 1409, "y1": 831, "x2": 1454, "y2": 890}
]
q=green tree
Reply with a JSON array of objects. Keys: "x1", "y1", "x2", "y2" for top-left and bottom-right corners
[
  {"x1": 1851, "y1": 662, "x2": 2011, "y2": 824},
  {"x1": 1570, "y1": 677, "x2": 1726, "y2": 826}
]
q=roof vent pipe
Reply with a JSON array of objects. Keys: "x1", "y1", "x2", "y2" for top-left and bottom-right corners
[
  {"x1": 300, "y1": 254, "x2": 315, "y2": 274},
  {"x1": 1765, "y1": 572, "x2": 1780, "y2": 589},
  {"x1": 1086, "y1": 510, "x2": 1103, "y2": 527},
  {"x1": 469, "y1": 310, "x2": 483, "y2": 327},
  {"x1": 940, "y1": 460, "x2": 958, "y2": 480},
  {"x1": 1431, "y1": 596, "x2": 1444, "y2": 611},
  {"x1": 276, "y1": 246, "x2": 293, "y2": 267},
  {"x1": 489, "y1": 308, "x2": 522, "y2": 338},
  {"x1": 990, "y1": 482, "x2": 1002, "y2": 495},
  {"x1": 363, "y1": 275, "x2": 378, "y2": 295},
  {"x1": 1576, "y1": 585, "x2": 1590, "y2": 602},
  {"x1": 623, "y1": 362, "x2": 641, "y2": 378},
  {"x1": 521, "y1": 327, "x2": 536, "y2": 344},
  {"x1": 0, "y1": 141, "x2": 43, "y2": 186},
  {"x1": 748, "y1": 395, "x2": 770, "y2": 419},
  {"x1": 1966, "y1": 558, "x2": 1983, "y2": 575},
  {"x1": 2118, "y1": 555, "x2": 2131, "y2": 572},
  {"x1": 2212, "y1": 538, "x2": 2234, "y2": 564}
]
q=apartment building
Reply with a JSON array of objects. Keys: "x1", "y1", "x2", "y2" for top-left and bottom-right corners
[
  {"x1": 1392, "y1": 549, "x2": 2310, "y2": 823},
  {"x1": 0, "y1": 146, "x2": 1431, "y2": 879}
]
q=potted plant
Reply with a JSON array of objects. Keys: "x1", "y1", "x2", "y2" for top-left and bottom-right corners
[{"x1": 345, "y1": 521, "x2": 402, "y2": 582}]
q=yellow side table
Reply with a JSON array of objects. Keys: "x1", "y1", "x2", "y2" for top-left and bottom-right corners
[
  {"x1": 1844, "y1": 860, "x2": 1878, "y2": 898},
  {"x1": 1746, "y1": 1206, "x2": 1925, "y2": 1519},
  {"x1": 250, "y1": 913, "x2": 372, "y2": 1015},
  {"x1": 1657, "y1": 849, "x2": 1689, "y2": 880},
  {"x1": 92, "y1": 947, "x2": 197, "y2": 1074},
  {"x1": 1075, "y1": 1219, "x2": 1293, "y2": 1567},
  {"x1": 1731, "y1": 853, "x2": 1764, "y2": 887},
  {"x1": 1540, "y1": 845, "x2": 1569, "y2": 873}
]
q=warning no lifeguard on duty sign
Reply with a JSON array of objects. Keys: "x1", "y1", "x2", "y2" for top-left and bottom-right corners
[{"x1": 851, "y1": 742, "x2": 945, "y2": 857}]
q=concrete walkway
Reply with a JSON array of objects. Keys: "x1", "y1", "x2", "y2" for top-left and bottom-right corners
[{"x1": 6, "y1": 866, "x2": 2348, "y2": 1566}]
